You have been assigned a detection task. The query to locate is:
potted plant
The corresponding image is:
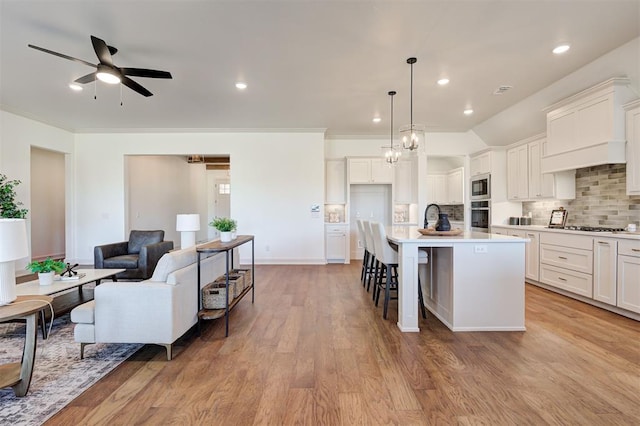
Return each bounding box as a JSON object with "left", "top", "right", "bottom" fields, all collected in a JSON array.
[
  {"left": 209, "top": 217, "right": 237, "bottom": 243},
  {"left": 0, "top": 174, "right": 29, "bottom": 219},
  {"left": 26, "top": 258, "right": 66, "bottom": 286}
]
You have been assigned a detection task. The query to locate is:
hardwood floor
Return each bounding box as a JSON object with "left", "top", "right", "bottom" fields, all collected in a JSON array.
[{"left": 47, "top": 263, "right": 639, "bottom": 425}]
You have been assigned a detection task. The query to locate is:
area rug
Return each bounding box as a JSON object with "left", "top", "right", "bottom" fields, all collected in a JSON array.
[{"left": 0, "top": 313, "right": 141, "bottom": 425}]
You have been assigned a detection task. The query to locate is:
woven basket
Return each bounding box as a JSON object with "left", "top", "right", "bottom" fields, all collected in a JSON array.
[
  {"left": 214, "top": 274, "right": 243, "bottom": 299},
  {"left": 231, "top": 268, "right": 252, "bottom": 294},
  {"left": 202, "top": 281, "right": 230, "bottom": 309}
]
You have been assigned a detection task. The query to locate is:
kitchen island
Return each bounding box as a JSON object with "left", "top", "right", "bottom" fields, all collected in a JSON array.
[{"left": 387, "top": 227, "right": 528, "bottom": 333}]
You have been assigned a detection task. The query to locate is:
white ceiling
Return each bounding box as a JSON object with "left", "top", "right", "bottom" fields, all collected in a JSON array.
[{"left": 1, "top": 1, "right": 639, "bottom": 146}]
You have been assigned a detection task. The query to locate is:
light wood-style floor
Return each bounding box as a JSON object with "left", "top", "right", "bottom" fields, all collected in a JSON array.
[{"left": 47, "top": 263, "right": 639, "bottom": 425}]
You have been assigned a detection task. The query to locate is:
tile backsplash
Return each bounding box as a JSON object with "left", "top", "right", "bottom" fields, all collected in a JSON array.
[{"left": 523, "top": 164, "right": 640, "bottom": 227}]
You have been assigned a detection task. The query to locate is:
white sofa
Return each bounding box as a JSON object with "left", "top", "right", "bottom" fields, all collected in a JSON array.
[{"left": 71, "top": 246, "right": 234, "bottom": 360}]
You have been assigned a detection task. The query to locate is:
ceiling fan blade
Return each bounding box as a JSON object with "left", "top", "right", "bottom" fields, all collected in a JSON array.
[
  {"left": 120, "top": 68, "right": 172, "bottom": 79},
  {"left": 74, "top": 73, "right": 97, "bottom": 84},
  {"left": 28, "top": 44, "right": 97, "bottom": 68},
  {"left": 121, "top": 76, "right": 153, "bottom": 97},
  {"left": 91, "top": 35, "right": 113, "bottom": 66}
]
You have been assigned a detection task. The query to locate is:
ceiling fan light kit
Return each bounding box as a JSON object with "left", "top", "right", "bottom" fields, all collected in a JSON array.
[{"left": 28, "top": 35, "right": 172, "bottom": 98}]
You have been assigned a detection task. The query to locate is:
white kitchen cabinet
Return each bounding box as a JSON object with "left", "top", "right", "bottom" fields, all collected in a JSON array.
[
  {"left": 446, "top": 167, "right": 464, "bottom": 204},
  {"left": 470, "top": 151, "right": 491, "bottom": 177},
  {"left": 393, "top": 159, "right": 414, "bottom": 203},
  {"left": 426, "top": 173, "right": 447, "bottom": 204},
  {"left": 528, "top": 138, "right": 555, "bottom": 199},
  {"left": 507, "top": 144, "right": 528, "bottom": 200},
  {"left": 325, "top": 159, "right": 346, "bottom": 203},
  {"left": 617, "top": 240, "right": 640, "bottom": 313},
  {"left": 543, "top": 78, "right": 633, "bottom": 173},
  {"left": 540, "top": 233, "right": 593, "bottom": 297},
  {"left": 625, "top": 99, "right": 640, "bottom": 196},
  {"left": 325, "top": 224, "right": 347, "bottom": 263},
  {"left": 524, "top": 231, "right": 540, "bottom": 282},
  {"left": 593, "top": 238, "right": 618, "bottom": 306},
  {"left": 348, "top": 158, "right": 393, "bottom": 184}
]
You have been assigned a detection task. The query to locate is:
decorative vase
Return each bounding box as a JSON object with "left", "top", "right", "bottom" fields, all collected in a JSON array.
[
  {"left": 435, "top": 213, "right": 451, "bottom": 231},
  {"left": 38, "top": 271, "right": 55, "bottom": 286},
  {"left": 220, "top": 231, "right": 232, "bottom": 243}
]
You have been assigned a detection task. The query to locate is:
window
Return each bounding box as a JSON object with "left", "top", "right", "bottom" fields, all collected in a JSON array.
[{"left": 218, "top": 183, "right": 230, "bottom": 194}]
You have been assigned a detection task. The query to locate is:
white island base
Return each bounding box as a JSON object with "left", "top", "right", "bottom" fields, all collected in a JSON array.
[{"left": 388, "top": 228, "right": 527, "bottom": 332}]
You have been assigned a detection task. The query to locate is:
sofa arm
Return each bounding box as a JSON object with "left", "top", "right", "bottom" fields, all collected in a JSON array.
[
  {"left": 94, "top": 281, "right": 185, "bottom": 344},
  {"left": 94, "top": 241, "right": 129, "bottom": 268},
  {"left": 139, "top": 240, "right": 174, "bottom": 279}
]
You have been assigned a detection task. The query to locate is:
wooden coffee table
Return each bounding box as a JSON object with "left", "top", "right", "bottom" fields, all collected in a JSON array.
[
  {"left": 16, "top": 269, "right": 124, "bottom": 337},
  {"left": 0, "top": 295, "right": 53, "bottom": 396}
]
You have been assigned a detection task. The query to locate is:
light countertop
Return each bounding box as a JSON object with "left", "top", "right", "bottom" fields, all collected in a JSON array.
[
  {"left": 491, "top": 224, "right": 640, "bottom": 241},
  {"left": 387, "top": 226, "right": 527, "bottom": 244}
]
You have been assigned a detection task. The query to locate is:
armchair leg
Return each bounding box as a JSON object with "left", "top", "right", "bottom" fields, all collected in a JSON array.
[{"left": 163, "top": 344, "right": 173, "bottom": 361}]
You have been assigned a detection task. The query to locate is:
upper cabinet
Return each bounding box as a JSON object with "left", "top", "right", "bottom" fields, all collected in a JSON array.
[
  {"left": 507, "top": 134, "right": 575, "bottom": 201},
  {"left": 625, "top": 99, "right": 640, "bottom": 196},
  {"left": 393, "top": 158, "right": 416, "bottom": 203},
  {"left": 348, "top": 158, "right": 393, "bottom": 184},
  {"left": 427, "top": 167, "right": 464, "bottom": 205},
  {"left": 325, "top": 159, "right": 346, "bottom": 203},
  {"left": 542, "top": 78, "right": 636, "bottom": 173},
  {"left": 470, "top": 151, "right": 491, "bottom": 177},
  {"left": 446, "top": 167, "right": 464, "bottom": 204}
]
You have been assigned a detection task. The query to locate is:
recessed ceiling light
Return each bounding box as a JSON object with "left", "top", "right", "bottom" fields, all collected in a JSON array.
[
  {"left": 235, "top": 82, "right": 247, "bottom": 90},
  {"left": 372, "top": 117, "right": 382, "bottom": 123},
  {"left": 437, "top": 78, "right": 450, "bottom": 86},
  {"left": 68, "top": 83, "right": 83, "bottom": 91},
  {"left": 463, "top": 109, "right": 474, "bottom": 116},
  {"left": 552, "top": 44, "right": 571, "bottom": 54}
]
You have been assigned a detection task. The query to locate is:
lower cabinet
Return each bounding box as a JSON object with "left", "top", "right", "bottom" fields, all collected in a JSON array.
[
  {"left": 540, "top": 233, "right": 594, "bottom": 298},
  {"left": 617, "top": 240, "right": 640, "bottom": 313},
  {"left": 325, "top": 224, "right": 347, "bottom": 263},
  {"left": 593, "top": 238, "right": 618, "bottom": 305},
  {"left": 524, "top": 231, "right": 540, "bottom": 282}
]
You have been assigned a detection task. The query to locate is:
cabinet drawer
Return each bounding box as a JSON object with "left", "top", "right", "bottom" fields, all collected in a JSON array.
[
  {"left": 540, "top": 264, "right": 593, "bottom": 298},
  {"left": 618, "top": 239, "right": 640, "bottom": 257},
  {"left": 540, "top": 232, "right": 593, "bottom": 250},
  {"left": 325, "top": 225, "right": 347, "bottom": 234},
  {"left": 540, "top": 244, "right": 593, "bottom": 274}
]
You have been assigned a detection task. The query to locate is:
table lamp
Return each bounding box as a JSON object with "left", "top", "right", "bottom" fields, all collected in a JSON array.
[
  {"left": 176, "top": 214, "right": 200, "bottom": 249},
  {"left": 0, "top": 219, "right": 29, "bottom": 305}
]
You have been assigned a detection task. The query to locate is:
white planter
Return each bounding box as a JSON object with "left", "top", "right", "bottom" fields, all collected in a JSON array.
[
  {"left": 220, "top": 231, "right": 233, "bottom": 243},
  {"left": 38, "top": 271, "right": 55, "bottom": 286},
  {"left": 231, "top": 230, "right": 237, "bottom": 240}
]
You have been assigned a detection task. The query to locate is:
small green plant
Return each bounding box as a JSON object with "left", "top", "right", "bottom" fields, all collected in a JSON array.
[
  {"left": 26, "top": 258, "right": 66, "bottom": 274},
  {"left": 209, "top": 217, "right": 237, "bottom": 232},
  {"left": 0, "top": 173, "right": 28, "bottom": 219}
]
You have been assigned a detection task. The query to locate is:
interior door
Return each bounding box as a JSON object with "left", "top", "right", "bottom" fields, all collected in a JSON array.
[{"left": 209, "top": 178, "right": 230, "bottom": 239}]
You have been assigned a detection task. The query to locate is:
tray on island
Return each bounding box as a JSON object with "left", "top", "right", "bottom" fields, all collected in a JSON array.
[{"left": 418, "top": 228, "right": 463, "bottom": 236}]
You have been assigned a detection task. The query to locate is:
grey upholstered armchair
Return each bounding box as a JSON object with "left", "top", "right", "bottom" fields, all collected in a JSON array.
[{"left": 94, "top": 230, "right": 174, "bottom": 280}]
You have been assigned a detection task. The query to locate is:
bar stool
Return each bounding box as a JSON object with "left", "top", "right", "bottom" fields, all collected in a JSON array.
[
  {"left": 362, "top": 221, "right": 378, "bottom": 294},
  {"left": 370, "top": 221, "right": 427, "bottom": 320},
  {"left": 356, "top": 220, "right": 370, "bottom": 287}
]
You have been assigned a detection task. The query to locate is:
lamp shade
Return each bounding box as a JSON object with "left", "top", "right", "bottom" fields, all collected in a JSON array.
[
  {"left": 176, "top": 214, "right": 200, "bottom": 232},
  {"left": 0, "top": 219, "right": 29, "bottom": 262}
]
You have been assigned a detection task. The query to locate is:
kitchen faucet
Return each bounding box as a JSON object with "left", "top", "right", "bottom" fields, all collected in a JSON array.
[{"left": 423, "top": 203, "right": 441, "bottom": 229}]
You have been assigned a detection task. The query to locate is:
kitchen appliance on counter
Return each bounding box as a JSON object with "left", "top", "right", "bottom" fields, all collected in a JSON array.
[
  {"left": 471, "top": 200, "right": 490, "bottom": 232},
  {"left": 471, "top": 173, "right": 490, "bottom": 200},
  {"left": 509, "top": 216, "right": 532, "bottom": 225}
]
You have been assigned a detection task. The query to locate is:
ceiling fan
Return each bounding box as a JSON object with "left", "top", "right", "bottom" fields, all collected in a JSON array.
[{"left": 28, "top": 35, "right": 172, "bottom": 97}]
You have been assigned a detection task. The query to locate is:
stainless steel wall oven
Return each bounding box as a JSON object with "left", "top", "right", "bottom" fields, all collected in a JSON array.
[{"left": 471, "top": 200, "right": 490, "bottom": 232}]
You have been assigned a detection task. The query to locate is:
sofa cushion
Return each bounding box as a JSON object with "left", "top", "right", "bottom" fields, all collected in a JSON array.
[
  {"left": 150, "top": 247, "right": 197, "bottom": 283},
  {"left": 103, "top": 254, "right": 139, "bottom": 269},
  {"left": 128, "top": 230, "right": 164, "bottom": 254},
  {"left": 71, "top": 301, "right": 95, "bottom": 324}
]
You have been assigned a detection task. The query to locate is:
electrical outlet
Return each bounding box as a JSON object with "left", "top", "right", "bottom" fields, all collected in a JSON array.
[
  {"left": 474, "top": 245, "right": 488, "bottom": 253},
  {"left": 265, "top": 245, "right": 270, "bottom": 252}
]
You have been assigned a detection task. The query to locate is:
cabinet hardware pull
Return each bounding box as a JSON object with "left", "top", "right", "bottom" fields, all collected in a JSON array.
[
  {"left": 558, "top": 256, "right": 568, "bottom": 260},
  {"left": 558, "top": 277, "right": 567, "bottom": 281},
  {"left": 632, "top": 249, "right": 640, "bottom": 252},
  {"left": 527, "top": 234, "right": 535, "bottom": 237},
  {"left": 598, "top": 242, "right": 609, "bottom": 245}
]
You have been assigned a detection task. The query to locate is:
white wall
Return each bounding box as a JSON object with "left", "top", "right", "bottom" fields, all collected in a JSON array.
[
  {"left": 73, "top": 132, "right": 325, "bottom": 264},
  {"left": 0, "top": 110, "right": 75, "bottom": 267}
]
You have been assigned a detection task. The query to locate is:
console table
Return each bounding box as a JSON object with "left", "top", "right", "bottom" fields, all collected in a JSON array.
[
  {"left": 0, "top": 295, "right": 53, "bottom": 396},
  {"left": 196, "top": 235, "right": 255, "bottom": 336}
]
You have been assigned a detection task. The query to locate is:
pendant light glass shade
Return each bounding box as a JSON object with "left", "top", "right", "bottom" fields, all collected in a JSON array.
[
  {"left": 401, "top": 57, "right": 424, "bottom": 152},
  {"left": 383, "top": 91, "right": 401, "bottom": 164}
]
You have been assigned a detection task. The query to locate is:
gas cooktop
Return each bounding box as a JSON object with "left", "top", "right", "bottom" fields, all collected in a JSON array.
[{"left": 561, "top": 225, "right": 625, "bottom": 232}]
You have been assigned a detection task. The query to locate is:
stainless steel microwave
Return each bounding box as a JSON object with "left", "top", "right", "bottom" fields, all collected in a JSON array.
[{"left": 471, "top": 173, "right": 491, "bottom": 200}]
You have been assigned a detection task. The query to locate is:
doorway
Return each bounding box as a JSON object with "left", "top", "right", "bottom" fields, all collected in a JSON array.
[
  {"left": 207, "top": 172, "right": 231, "bottom": 240},
  {"left": 30, "top": 147, "right": 66, "bottom": 261}
]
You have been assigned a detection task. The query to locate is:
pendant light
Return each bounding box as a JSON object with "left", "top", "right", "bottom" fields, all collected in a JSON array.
[
  {"left": 401, "top": 57, "right": 424, "bottom": 152},
  {"left": 383, "top": 91, "right": 401, "bottom": 164}
]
